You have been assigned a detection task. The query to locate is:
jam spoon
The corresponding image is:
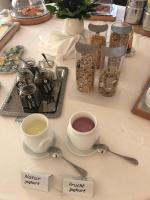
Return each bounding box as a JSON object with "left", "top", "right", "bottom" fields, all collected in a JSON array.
[
  {"left": 93, "top": 143, "right": 139, "bottom": 165},
  {"left": 48, "top": 146, "right": 88, "bottom": 177}
]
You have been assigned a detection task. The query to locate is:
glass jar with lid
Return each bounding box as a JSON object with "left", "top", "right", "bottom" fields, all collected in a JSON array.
[
  {"left": 16, "top": 68, "right": 34, "bottom": 93},
  {"left": 34, "top": 68, "right": 54, "bottom": 101},
  {"left": 110, "top": 22, "right": 132, "bottom": 48},
  {"left": 98, "top": 45, "right": 126, "bottom": 97},
  {"left": 19, "top": 83, "right": 41, "bottom": 113},
  {"left": 75, "top": 42, "right": 98, "bottom": 93},
  {"left": 12, "top": 0, "right": 48, "bottom": 18},
  {"left": 88, "top": 23, "right": 108, "bottom": 69}
]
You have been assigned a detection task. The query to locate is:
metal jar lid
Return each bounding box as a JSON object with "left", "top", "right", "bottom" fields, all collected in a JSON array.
[
  {"left": 101, "top": 46, "right": 126, "bottom": 58},
  {"left": 88, "top": 24, "right": 108, "bottom": 33},
  {"left": 111, "top": 22, "right": 132, "bottom": 34},
  {"left": 75, "top": 42, "right": 98, "bottom": 55}
]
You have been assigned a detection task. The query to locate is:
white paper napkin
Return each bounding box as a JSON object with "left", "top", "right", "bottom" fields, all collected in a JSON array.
[{"left": 38, "top": 29, "right": 91, "bottom": 62}]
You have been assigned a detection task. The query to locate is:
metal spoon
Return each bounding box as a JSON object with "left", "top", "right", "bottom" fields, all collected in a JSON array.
[
  {"left": 93, "top": 143, "right": 139, "bottom": 165},
  {"left": 41, "top": 53, "right": 52, "bottom": 68},
  {"left": 48, "top": 146, "right": 88, "bottom": 177}
]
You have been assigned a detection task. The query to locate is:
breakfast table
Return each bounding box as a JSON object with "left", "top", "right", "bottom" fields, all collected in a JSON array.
[{"left": 0, "top": 5, "right": 150, "bottom": 200}]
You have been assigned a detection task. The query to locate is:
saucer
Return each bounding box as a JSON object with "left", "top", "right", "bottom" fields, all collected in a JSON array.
[
  {"left": 65, "top": 135, "right": 99, "bottom": 157},
  {"left": 23, "top": 132, "right": 56, "bottom": 159}
]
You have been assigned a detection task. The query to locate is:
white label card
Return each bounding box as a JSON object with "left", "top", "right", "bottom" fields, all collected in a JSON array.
[
  {"left": 21, "top": 170, "right": 53, "bottom": 192},
  {"left": 63, "top": 175, "right": 94, "bottom": 197}
]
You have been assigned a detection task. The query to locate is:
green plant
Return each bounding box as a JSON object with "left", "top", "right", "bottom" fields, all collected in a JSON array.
[{"left": 46, "top": 0, "right": 98, "bottom": 19}]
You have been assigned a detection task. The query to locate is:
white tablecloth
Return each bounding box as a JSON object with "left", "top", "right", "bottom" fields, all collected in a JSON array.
[{"left": 0, "top": 6, "right": 150, "bottom": 200}]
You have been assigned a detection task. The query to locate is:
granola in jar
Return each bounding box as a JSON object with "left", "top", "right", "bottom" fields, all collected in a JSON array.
[
  {"left": 88, "top": 24, "right": 108, "bottom": 69},
  {"left": 98, "top": 46, "right": 126, "bottom": 97},
  {"left": 110, "top": 22, "right": 132, "bottom": 48},
  {"left": 75, "top": 42, "right": 98, "bottom": 93}
]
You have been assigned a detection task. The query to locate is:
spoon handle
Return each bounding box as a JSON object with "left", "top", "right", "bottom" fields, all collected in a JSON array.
[
  {"left": 61, "top": 156, "right": 88, "bottom": 177},
  {"left": 109, "top": 150, "right": 139, "bottom": 165},
  {"left": 41, "top": 53, "right": 51, "bottom": 67}
]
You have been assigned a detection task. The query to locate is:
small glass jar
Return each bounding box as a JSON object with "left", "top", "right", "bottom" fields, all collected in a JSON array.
[
  {"left": 39, "top": 54, "right": 57, "bottom": 80},
  {"left": 19, "top": 83, "right": 41, "bottom": 113},
  {"left": 22, "top": 57, "right": 39, "bottom": 75},
  {"left": 75, "top": 42, "right": 98, "bottom": 93},
  {"left": 98, "top": 46, "right": 126, "bottom": 97},
  {"left": 16, "top": 68, "right": 34, "bottom": 93},
  {"left": 34, "top": 68, "right": 54, "bottom": 101},
  {"left": 88, "top": 23, "right": 108, "bottom": 69},
  {"left": 110, "top": 22, "right": 132, "bottom": 48}
]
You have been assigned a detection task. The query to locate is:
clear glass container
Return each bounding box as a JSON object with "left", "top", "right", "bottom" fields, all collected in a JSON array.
[
  {"left": 12, "top": 0, "right": 47, "bottom": 18},
  {"left": 98, "top": 45, "right": 126, "bottom": 97},
  {"left": 19, "top": 83, "right": 41, "bottom": 112},
  {"left": 110, "top": 22, "right": 132, "bottom": 48},
  {"left": 75, "top": 42, "right": 98, "bottom": 93},
  {"left": 88, "top": 23, "right": 108, "bottom": 69},
  {"left": 96, "top": 0, "right": 113, "bottom": 15},
  {"left": 0, "top": 9, "right": 12, "bottom": 25},
  {"left": 39, "top": 54, "right": 57, "bottom": 80},
  {"left": 21, "top": 57, "right": 38, "bottom": 75},
  {"left": 34, "top": 68, "right": 54, "bottom": 101},
  {"left": 16, "top": 68, "right": 34, "bottom": 93}
]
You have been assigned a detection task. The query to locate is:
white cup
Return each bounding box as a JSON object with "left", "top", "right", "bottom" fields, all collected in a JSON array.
[
  {"left": 21, "top": 114, "right": 54, "bottom": 153},
  {"left": 67, "top": 111, "right": 99, "bottom": 151}
]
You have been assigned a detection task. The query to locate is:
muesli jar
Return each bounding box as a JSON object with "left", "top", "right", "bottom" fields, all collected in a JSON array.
[
  {"left": 110, "top": 22, "right": 132, "bottom": 48},
  {"left": 88, "top": 23, "right": 108, "bottom": 69},
  {"left": 98, "top": 46, "right": 126, "bottom": 97},
  {"left": 75, "top": 42, "right": 98, "bottom": 93}
]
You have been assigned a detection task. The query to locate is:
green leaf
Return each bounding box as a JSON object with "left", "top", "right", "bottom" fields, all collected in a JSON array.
[
  {"left": 53, "top": 0, "right": 98, "bottom": 19},
  {"left": 46, "top": 5, "right": 57, "bottom": 14}
]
